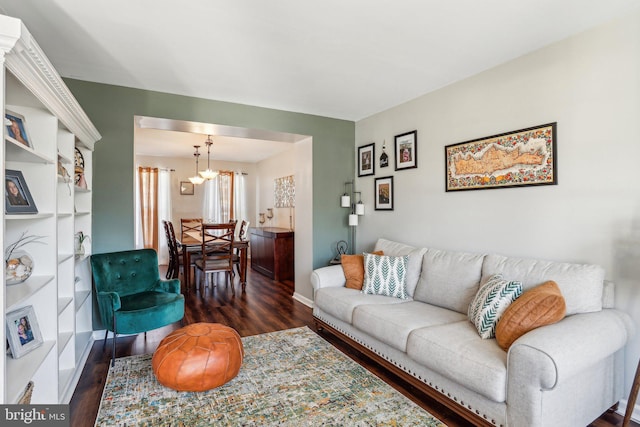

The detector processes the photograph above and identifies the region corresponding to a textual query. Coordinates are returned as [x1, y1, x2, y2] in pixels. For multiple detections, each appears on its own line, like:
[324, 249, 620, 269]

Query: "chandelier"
[188, 145, 205, 185]
[199, 135, 218, 180]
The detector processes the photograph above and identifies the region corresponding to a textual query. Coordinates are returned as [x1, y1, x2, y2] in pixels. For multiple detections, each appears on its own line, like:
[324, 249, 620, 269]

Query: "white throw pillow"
[362, 253, 409, 299]
[468, 274, 522, 339]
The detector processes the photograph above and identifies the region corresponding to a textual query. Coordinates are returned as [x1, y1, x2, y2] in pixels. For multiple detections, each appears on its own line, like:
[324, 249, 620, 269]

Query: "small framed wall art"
[180, 181, 194, 195]
[358, 143, 375, 177]
[5, 169, 38, 214]
[445, 122, 557, 191]
[6, 305, 43, 359]
[395, 130, 417, 171]
[374, 176, 394, 211]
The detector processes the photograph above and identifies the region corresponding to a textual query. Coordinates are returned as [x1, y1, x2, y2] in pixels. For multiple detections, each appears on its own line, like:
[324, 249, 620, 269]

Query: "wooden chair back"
[201, 222, 235, 267]
[180, 218, 202, 240]
[238, 220, 250, 241]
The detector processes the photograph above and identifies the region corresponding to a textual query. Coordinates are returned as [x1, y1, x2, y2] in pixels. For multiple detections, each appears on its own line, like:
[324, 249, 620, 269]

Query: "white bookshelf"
[1, 14, 101, 404]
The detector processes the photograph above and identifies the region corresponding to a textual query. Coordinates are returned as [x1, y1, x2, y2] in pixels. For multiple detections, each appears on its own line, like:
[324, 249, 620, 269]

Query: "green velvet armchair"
[91, 249, 185, 365]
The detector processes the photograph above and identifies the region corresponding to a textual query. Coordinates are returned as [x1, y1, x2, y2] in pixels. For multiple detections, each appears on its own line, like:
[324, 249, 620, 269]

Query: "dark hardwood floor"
[70, 267, 635, 427]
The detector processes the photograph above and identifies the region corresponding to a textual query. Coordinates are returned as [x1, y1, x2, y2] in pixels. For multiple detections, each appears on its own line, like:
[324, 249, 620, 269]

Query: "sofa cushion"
[481, 254, 604, 315]
[406, 321, 508, 403]
[314, 287, 406, 324]
[373, 238, 427, 297]
[352, 301, 466, 352]
[495, 280, 566, 351]
[413, 248, 484, 313]
[468, 274, 522, 339]
[362, 253, 408, 299]
[341, 251, 383, 290]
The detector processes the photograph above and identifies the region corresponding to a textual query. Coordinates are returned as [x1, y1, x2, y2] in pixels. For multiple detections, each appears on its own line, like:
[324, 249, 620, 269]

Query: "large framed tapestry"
[445, 123, 557, 191]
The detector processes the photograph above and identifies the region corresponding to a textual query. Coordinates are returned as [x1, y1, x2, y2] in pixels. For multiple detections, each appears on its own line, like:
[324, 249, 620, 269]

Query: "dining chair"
[162, 220, 181, 280]
[238, 220, 249, 241]
[194, 222, 237, 293]
[180, 217, 202, 240]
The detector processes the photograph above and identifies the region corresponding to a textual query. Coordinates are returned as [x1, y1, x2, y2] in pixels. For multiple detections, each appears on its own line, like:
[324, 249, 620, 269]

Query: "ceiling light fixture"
[188, 145, 205, 185]
[199, 135, 218, 180]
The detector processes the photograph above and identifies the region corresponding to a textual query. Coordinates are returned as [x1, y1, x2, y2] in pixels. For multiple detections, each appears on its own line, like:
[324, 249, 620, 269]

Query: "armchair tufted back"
[91, 249, 161, 296]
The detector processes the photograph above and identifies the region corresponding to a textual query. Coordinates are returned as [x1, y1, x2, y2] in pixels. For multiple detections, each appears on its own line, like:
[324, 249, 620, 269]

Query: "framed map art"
[445, 123, 557, 192]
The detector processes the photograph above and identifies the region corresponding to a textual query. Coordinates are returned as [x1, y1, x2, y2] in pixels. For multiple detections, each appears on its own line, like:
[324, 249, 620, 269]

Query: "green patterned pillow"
[362, 253, 409, 299]
[468, 274, 522, 339]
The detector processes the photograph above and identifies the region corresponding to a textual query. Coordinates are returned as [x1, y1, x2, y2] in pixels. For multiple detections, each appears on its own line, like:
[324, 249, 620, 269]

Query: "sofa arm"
[96, 291, 122, 330]
[311, 265, 346, 291]
[153, 278, 181, 294]
[508, 309, 632, 389]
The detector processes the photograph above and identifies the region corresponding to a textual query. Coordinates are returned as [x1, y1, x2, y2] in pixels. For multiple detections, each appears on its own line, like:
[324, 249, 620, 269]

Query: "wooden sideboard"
[249, 227, 294, 284]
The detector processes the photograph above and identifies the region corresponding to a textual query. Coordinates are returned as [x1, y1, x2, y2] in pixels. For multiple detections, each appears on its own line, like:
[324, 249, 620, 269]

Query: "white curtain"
[202, 172, 247, 229]
[157, 169, 172, 264]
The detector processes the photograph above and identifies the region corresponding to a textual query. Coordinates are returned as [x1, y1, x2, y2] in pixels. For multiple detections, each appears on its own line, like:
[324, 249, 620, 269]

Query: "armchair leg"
[103, 329, 109, 351]
[111, 314, 117, 367]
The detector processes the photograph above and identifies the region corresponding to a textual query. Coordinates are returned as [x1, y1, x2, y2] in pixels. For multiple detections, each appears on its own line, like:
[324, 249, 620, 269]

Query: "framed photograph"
[358, 143, 375, 177]
[180, 181, 194, 195]
[5, 169, 38, 214]
[445, 122, 557, 192]
[5, 110, 32, 148]
[374, 176, 394, 211]
[395, 130, 417, 170]
[6, 305, 43, 359]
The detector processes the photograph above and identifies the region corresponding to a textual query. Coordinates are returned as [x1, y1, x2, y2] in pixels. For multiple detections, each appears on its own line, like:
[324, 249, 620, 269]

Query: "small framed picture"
[5, 110, 32, 148]
[374, 176, 394, 211]
[180, 181, 194, 195]
[395, 130, 417, 171]
[5, 169, 38, 214]
[6, 305, 43, 359]
[358, 143, 375, 177]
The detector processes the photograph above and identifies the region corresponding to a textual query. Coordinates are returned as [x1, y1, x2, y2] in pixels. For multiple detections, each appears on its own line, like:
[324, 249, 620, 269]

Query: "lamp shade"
[348, 214, 358, 226]
[341, 194, 351, 208]
[355, 202, 365, 215]
[189, 175, 204, 185]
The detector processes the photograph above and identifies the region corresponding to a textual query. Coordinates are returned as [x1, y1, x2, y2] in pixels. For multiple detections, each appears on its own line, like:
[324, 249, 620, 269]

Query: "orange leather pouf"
[152, 323, 244, 392]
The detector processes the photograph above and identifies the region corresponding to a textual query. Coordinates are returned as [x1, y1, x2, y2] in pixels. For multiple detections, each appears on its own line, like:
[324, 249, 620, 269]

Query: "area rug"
[96, 326, 446, 426]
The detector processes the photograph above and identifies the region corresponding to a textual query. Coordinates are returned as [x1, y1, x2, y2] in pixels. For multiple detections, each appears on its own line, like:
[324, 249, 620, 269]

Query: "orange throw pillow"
[496, 280, 566, 351]
[342, 251, 383, 290]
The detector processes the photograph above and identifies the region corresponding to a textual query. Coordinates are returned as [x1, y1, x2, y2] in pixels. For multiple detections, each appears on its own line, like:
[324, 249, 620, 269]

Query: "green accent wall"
[64, 79, 354, 269]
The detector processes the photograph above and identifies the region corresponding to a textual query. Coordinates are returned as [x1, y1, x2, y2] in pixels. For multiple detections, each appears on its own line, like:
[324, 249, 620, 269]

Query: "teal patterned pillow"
[468, 274, 522, 339]
[362, 253, 409, 299]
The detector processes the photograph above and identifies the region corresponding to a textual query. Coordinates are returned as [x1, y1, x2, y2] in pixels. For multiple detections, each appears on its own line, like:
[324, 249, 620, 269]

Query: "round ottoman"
[152, 323, 244, 392]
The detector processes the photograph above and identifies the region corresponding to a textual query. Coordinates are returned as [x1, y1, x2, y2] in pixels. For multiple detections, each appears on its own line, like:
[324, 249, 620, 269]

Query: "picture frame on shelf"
[358, 143, 375, 177]
[374, 176, 394, 211]
[6, 305, 43, 359]
[180, 181, 194, 195]
[5, 169, 38, 214]
[444, 122, 557, 191]
[395, 130, 418, 171]
[4, 110, 32, 148]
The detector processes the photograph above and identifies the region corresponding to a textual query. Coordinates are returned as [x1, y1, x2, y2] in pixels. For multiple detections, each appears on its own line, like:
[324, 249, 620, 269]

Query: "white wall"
[255, 140, 315, 302]
[355, 10, 640, 404]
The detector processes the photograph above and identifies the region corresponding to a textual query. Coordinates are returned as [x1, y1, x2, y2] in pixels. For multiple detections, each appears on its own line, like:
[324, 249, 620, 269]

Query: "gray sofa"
[311, 238, 634, 427]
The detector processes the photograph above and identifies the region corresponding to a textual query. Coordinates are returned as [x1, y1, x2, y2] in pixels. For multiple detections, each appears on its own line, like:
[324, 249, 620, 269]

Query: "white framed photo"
[6, 305, 43, 359]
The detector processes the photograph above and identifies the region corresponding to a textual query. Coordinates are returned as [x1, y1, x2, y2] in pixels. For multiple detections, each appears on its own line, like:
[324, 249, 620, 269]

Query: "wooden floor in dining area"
[70, 267, 635, 427]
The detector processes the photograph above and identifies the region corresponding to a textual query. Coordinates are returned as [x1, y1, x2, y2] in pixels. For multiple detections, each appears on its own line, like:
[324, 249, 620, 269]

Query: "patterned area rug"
[96, 326, 446, 426]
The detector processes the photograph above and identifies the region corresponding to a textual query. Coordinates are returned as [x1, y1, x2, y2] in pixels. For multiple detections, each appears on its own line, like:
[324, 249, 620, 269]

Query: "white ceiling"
[1, 0, 639, 159]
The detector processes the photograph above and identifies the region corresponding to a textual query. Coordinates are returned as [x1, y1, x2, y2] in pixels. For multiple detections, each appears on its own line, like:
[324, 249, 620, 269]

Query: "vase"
[5, 250, 34, 285]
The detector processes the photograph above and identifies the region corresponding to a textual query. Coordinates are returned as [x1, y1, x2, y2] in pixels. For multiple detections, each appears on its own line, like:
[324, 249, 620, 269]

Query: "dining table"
[178, 230, 249, 291]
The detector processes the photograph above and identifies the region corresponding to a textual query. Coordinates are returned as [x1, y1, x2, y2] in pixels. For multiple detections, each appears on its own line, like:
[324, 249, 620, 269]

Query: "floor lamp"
[341, 180, 365, 254]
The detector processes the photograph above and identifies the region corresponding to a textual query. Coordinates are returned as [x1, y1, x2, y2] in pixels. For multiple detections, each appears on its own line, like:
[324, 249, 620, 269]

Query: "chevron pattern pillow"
[362, 253, 409, 299]
[468, 274, 522, 339]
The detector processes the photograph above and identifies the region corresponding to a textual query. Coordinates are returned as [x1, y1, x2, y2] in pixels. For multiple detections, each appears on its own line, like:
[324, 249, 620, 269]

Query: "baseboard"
[293, 292, 313, 308]
[616, 398, 640, 423]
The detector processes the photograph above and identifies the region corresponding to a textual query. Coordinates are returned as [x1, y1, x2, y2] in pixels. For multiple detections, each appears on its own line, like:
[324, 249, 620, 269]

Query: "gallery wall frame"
[445, 122, 557, 192]
[395, 130, 417, 171]
[374, 176, 394, 211]
[180, 181, 194, 195]
[358, 143, 375, 177]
